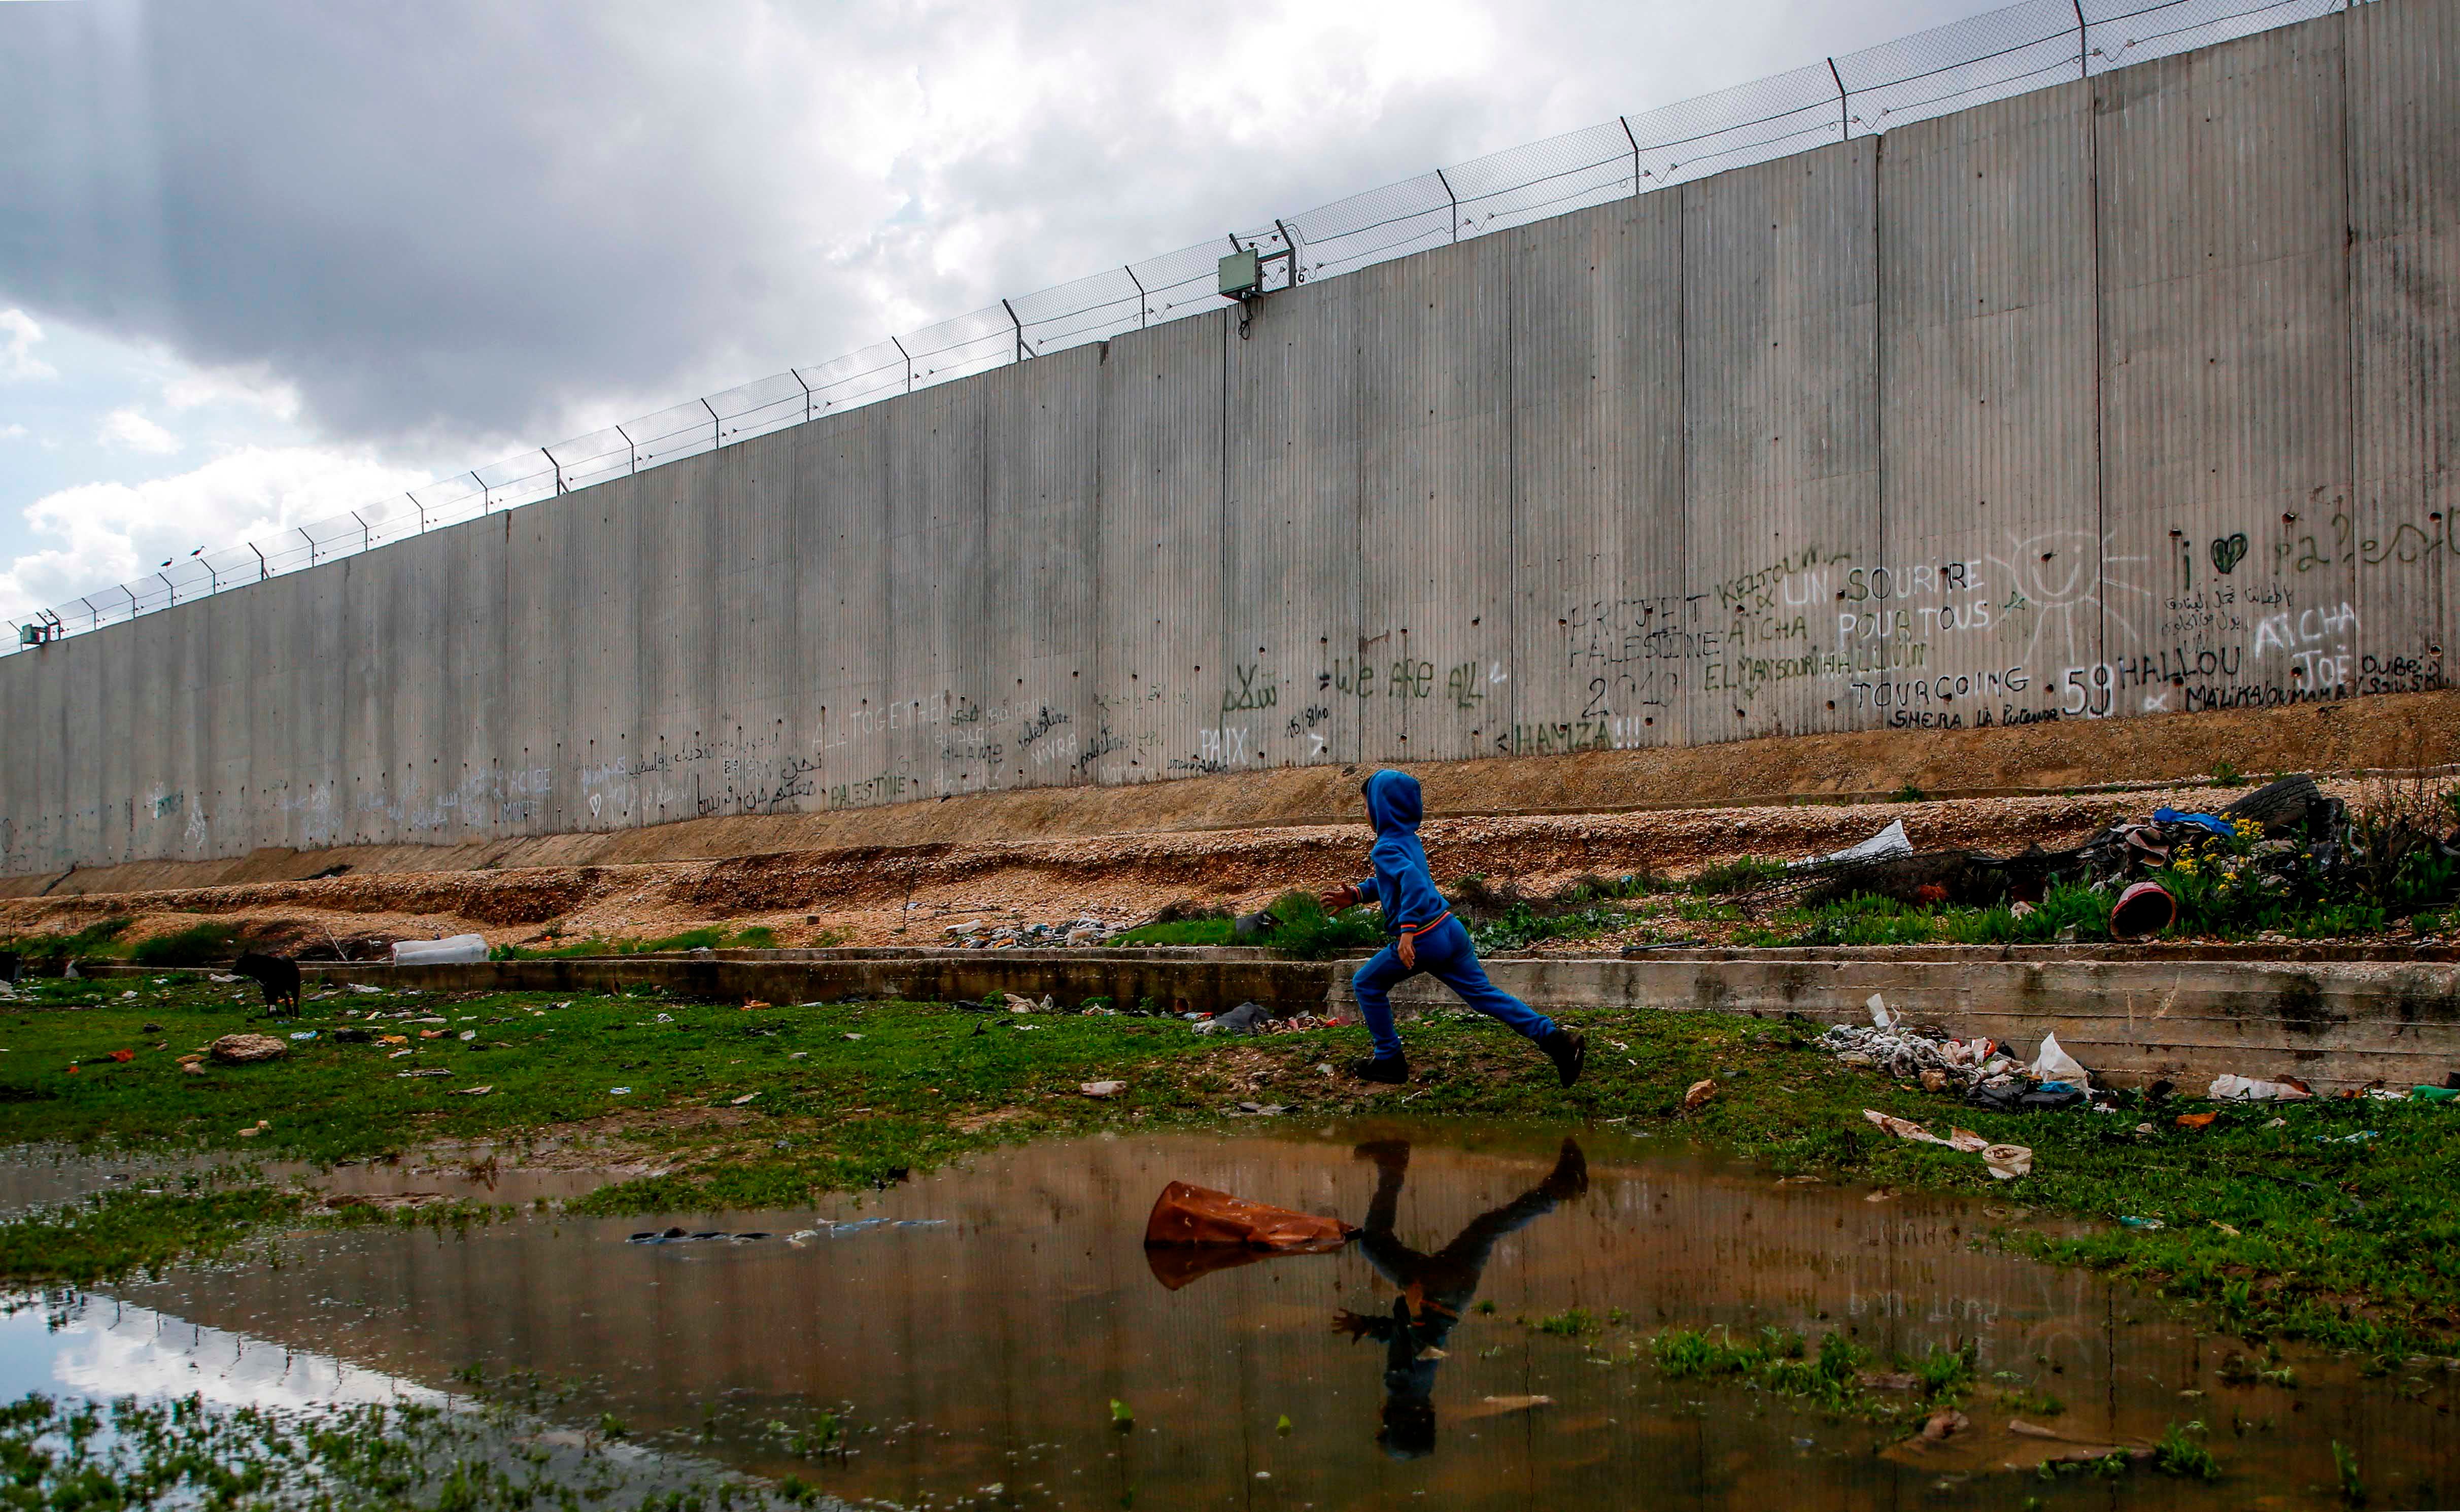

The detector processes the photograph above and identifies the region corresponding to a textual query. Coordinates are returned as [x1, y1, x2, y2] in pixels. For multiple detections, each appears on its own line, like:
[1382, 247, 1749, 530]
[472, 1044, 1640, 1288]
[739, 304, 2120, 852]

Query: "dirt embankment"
[0, 782, 2306, 956]
[6, 690, 2451, 955]
[10, 686, 2457, 903]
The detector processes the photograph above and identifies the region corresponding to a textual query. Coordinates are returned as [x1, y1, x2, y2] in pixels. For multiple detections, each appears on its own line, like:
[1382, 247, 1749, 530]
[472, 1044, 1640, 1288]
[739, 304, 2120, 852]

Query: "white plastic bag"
[391, 934, 488, 966]
[2026, 1032, 2090, 1088]
[1788, 819, 1914, 871]
[2208, 1073, 2313, 1102]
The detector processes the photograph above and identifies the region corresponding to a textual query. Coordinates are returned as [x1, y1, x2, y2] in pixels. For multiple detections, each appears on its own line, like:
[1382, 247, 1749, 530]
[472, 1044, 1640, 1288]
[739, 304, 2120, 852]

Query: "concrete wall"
[6, 0, 2457, 878]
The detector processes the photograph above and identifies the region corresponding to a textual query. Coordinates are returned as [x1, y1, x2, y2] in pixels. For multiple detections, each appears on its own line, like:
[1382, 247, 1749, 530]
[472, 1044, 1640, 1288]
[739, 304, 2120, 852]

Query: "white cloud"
[162, 361, 303, 420]
[0, 424, 25, 441]
[2, 444, 430, 612]
[96, 406, 181, 454]
[0, 307, 56, 381]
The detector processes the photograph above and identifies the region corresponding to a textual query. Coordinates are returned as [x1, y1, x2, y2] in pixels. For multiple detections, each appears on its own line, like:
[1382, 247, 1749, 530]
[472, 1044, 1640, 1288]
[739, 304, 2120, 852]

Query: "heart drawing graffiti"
[2211, 533, 2248, 575]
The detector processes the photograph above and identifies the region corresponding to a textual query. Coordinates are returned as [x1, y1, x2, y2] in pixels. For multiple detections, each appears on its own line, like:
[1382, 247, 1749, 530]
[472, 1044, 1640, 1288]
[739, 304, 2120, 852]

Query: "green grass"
[2, 916, 134, 968]
[0, 1391, 805, 1511]
[0, 1188, 305, 1281]
[2154, 1419, 2223, 1481]
[129, 921, 243, 967]
[1111, 889, 1386, 958]
[1648, 1326, 1974, 1420]
[1733, 882, 2114, 948]
[6, 973, 2460, 1356]
[492, 925, 781, 960]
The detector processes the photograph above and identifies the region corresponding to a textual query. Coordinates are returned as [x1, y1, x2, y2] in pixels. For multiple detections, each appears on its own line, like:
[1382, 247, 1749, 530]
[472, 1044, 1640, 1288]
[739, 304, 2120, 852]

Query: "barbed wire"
[4, 0, 2357, 651]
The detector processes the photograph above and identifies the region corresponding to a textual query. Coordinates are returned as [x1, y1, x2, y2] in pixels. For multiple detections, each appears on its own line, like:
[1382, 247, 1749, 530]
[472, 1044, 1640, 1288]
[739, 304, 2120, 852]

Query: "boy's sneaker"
[1538, 1028, 1587, 1088]
[1349, 1053, 1411, 1085]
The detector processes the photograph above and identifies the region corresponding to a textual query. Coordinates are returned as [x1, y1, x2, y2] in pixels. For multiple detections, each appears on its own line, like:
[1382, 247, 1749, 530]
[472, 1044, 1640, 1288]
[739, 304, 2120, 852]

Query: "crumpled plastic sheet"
[1818, 1023, 2011, 1086]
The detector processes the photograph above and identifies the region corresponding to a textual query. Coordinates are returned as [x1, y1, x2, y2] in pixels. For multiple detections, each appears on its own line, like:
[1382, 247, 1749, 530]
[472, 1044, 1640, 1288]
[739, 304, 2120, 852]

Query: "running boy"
[1316, 769, 1586, 1087]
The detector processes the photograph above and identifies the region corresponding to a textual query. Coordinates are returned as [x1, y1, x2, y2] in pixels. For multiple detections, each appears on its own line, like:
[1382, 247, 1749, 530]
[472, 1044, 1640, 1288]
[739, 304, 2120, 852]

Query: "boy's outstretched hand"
[1317, 882, 1358, 911]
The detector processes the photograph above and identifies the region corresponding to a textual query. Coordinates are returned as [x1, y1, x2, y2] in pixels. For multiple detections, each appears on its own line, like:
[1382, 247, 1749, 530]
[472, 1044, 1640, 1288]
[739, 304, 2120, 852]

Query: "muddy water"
[11, 1123, 2456, 1510]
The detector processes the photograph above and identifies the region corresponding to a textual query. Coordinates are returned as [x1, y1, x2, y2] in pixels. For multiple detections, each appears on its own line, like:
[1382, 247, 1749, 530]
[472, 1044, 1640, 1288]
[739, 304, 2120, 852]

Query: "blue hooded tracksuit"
[1350, 770, 1556, 1060]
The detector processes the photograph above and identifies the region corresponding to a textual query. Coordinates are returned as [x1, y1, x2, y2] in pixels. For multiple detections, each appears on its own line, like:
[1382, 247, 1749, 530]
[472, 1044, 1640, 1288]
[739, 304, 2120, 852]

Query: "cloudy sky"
[0, 0, 1989, 621]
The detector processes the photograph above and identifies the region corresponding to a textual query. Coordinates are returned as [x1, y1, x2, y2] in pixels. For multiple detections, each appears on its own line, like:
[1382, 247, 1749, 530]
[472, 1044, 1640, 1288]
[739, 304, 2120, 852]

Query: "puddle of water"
[14, 1123, 2457, 1509]
[0, 1141, 646, 1216]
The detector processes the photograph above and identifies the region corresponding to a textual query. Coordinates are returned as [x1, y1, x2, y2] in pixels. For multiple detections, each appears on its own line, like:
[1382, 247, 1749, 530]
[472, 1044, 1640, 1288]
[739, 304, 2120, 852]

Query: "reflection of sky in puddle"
[5, 1124, 2453, 1510]
[0, 1291, 438, 1410]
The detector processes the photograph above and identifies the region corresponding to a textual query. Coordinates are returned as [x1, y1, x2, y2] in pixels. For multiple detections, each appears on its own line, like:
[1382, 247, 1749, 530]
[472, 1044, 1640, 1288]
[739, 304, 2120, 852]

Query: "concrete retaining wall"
[7, 0, 2457, 878]
[125, 946, 2459, 1092]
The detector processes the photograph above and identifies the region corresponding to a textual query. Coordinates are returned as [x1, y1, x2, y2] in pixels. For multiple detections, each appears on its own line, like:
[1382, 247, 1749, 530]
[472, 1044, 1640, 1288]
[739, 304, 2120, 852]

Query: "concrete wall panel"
[2096, 23, 2356, 721]
[1095, 314, 1225, 786]
[1509, 193, 1688, 756]
[1682, 139, 1882, 746]
[2348, 0, 2460, 704]
[1225, 276, 1361, 777]
[1881, 78, 2102, 738]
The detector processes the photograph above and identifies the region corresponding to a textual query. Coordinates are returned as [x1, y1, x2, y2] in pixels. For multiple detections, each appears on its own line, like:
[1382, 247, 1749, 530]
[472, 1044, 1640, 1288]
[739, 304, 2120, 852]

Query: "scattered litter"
[1458, 1395, 1554, 1419]
[2210, 1073, 2313, 1102]
[2175, 1110, 2220, 1129]
[396, 1069, 450, 1079]
[731, 1092, 759, 1105]
[1683, 1078, 1718, 1112]
[2027, 1033, 2091, 1089]
[1789, 819, 1912, 871]
[609, 1086, 632, 1095]
[1081, 1080, 1128, 1099]
[781, 1218, 948, 1244]
[347, 983, 384, 994]
[1921, 1409, 1970, 1442]
[287, 1030, 317, 1042]
[626, 1228, 775, 1245]
[1863, 1109, 2032, 1179]
[843, 1032, 864, 1041]
[1143, 1180, 1358, 1290]
[655, 1013, 674, 1023]
[2414, 1086, 2459, 1104]
[1233, 1102, 1292, 1116]
[391, 935, 488, 965]
[1195, 1001, 1272, 1037]
[1866, 994, 1893, 1030]
[1862, 1110, 1989, 1152]
[1003, 993, 1055, 1013]
[2108, 880, 2176, 940]
[452, 1085, 493, 1096]
[457, 1030, 476, 1042]
[107, 1049, 134, 1063]
[207, 1033, 288, 1065]
[2119, 1215, 2165, 1230]
[2263, 1117, 2287, 1128]
[388, 1049, 415, 1059]
[2314, 1130, 2378, 1145]
[209, 973, 241, 984]
[1982, 1144, 2033, 1181]
[1860, 1371, 1920, 1392]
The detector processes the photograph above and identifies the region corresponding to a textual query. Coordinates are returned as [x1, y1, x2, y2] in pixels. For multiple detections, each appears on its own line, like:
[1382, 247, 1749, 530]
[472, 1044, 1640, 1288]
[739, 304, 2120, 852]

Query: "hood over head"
[1362, 769, 1423, 835]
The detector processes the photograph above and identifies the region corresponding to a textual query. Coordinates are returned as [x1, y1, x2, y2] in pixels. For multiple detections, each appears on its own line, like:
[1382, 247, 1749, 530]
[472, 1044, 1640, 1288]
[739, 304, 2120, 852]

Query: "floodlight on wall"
[1218, 227, 1300, 339]
[17, 610, 62, 648]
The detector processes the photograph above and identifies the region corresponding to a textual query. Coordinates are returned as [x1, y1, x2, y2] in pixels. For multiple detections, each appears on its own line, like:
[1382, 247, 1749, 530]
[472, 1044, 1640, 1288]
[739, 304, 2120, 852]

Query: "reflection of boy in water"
[1332, 1137, 1589, 1460]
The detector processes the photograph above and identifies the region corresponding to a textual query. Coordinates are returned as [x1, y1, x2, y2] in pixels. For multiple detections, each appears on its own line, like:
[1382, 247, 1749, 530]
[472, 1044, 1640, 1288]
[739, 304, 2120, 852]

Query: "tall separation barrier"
[3, 0, 2455, 877]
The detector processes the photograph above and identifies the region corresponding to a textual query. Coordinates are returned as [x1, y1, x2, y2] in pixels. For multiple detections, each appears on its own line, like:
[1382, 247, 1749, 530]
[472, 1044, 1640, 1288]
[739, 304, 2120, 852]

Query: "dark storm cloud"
[0, 0, 1983, 454]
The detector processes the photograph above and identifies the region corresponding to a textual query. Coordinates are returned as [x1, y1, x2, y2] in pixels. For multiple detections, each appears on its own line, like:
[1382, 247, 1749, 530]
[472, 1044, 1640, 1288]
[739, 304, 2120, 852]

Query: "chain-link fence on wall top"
[4, 0, 2360, 652]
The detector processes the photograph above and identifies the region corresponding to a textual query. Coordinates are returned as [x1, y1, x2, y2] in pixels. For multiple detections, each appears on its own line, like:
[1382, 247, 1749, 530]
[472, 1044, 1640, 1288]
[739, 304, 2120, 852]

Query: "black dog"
[232, 952, 302, 1015]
